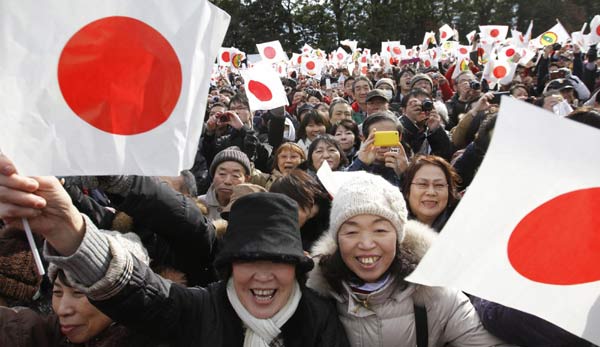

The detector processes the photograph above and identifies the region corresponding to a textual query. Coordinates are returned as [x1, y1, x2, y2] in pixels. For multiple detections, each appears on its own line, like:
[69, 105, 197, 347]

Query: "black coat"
[93, 257, 350, 347]
[399, 115, 454, 161]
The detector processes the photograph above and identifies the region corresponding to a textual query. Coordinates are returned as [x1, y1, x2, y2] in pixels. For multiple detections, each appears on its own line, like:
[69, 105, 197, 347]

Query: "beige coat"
[307, 220, 509, 347]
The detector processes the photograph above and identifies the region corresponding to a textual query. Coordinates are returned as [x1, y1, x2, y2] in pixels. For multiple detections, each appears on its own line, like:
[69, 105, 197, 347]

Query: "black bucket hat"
[214, 192, 314, 273]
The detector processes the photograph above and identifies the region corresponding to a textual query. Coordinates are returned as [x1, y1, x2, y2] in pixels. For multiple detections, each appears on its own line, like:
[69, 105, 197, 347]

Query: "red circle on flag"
[441, 31, 447, 39]
[490, 28, 500, 37]
[306, 61, 316, 70]
[508, 188, 600, 285]
[222, 51, 231, 63]
[248, 80, 273, 102]
[596, 25, 600, 36]
[493, 65, 507, 79]
[519, 34, 524, 42]
[297, 56, 302, 64]
[392, 46, 402, 55]
[424, 60, 431, 68]
[459, 47, 468, 55]
[337, 53, 344, 60]
[361, 66, 368, 75]
[264, 46, 277, 59]
[505, 48, 516, 57]
[57, 16, 182, 135]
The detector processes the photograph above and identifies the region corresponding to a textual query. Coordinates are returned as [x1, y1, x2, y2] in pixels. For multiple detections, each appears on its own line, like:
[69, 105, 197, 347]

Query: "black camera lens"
[469, 80, 481, 90]
[421, 99, 434, 112]
[552, 43, 562, 51]
[212, 96, 220, 102]
[217, 114, 229, 122]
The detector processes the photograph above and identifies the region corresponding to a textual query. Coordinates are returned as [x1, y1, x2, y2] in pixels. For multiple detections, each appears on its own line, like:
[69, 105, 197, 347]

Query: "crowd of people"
[1, 30, 600, 346]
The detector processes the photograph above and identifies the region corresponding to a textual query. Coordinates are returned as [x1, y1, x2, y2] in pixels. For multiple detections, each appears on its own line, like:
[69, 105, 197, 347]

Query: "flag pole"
[22, 218, 46, 276]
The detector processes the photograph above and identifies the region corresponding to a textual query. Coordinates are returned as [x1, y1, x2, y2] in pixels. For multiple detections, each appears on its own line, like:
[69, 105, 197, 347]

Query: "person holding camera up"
[399, 89, 454, 161]
[445, 71, 483, 130]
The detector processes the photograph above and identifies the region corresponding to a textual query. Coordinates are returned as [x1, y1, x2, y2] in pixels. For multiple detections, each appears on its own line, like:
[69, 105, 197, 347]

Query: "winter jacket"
[399, 115, 454, 161]
[0, 307, 162, 347]
[346, 158, 402, 187]
[44, 222, 350, 347]
[307, 220, 508, 347]
[198, 184, 225, 221]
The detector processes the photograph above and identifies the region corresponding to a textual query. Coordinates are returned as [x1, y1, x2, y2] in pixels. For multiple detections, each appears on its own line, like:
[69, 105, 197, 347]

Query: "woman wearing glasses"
[401, 155, 461, 232]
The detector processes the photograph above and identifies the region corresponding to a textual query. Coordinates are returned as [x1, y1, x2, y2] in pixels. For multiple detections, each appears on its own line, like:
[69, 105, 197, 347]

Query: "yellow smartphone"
[373, 131, 399, 147]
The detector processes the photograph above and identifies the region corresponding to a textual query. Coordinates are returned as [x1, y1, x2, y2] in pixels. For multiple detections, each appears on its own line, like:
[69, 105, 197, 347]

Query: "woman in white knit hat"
[307, 171, 508, 347]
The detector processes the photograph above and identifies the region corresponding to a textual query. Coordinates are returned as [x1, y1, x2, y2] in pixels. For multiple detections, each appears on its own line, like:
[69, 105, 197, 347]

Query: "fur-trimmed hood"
[307, 219, 437, 298]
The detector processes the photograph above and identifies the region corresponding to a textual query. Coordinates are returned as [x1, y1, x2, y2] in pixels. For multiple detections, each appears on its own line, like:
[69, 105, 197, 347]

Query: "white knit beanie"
[329, 172, 408, 242]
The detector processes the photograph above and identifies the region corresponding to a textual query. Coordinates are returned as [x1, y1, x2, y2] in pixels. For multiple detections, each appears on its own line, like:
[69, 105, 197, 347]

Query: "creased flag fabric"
[407, 98, 600, 346]
[0, 0, 230, 176]
[240, 63, 288, 111]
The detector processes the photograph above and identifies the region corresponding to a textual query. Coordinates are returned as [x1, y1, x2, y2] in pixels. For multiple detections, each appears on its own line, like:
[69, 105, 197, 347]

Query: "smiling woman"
[401, 155, 461, 232]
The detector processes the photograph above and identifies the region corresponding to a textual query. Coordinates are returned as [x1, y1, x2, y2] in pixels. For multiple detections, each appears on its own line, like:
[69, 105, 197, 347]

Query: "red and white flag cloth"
[333, 47, 349, 63]
[589, 15, 600, 45]
[439, 24, 454, 43]
[422, 31, 437, 51]
[301, 43, 313, 54]
[407, 98, 600, 346]
[482, 57, 516, 88]
[532, 21, 571, 48]
[0, 0, 229, 176]
[479, 25, 509, 43]
[510, 29, 527, 48]
[256, 40, 287, 63]
[300, 56, 322, 80]
[451, 57, 471, 80]
[290, 53, 302, 67]
[240, 62, 288, 111]
[218, 47, 233, 67]
[456, 45, 471, 59]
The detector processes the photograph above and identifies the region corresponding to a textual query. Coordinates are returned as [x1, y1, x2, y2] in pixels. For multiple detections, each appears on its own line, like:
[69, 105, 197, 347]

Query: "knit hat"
[0, 228, 42, 303]
[328, 172, 408, 242]
[209, 147, 252, 178]
[410, 73, 433, 91]
[214, 192, 314, 273]
[375, 78, 396, 94]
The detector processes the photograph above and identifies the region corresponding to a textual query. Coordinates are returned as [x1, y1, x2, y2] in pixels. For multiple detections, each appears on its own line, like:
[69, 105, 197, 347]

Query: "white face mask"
[381, 90, 393, 100]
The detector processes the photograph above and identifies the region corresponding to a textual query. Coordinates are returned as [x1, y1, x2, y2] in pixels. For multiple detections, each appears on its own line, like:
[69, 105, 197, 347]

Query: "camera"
[217, 113, 229, 123]
[552, 43, 562, 51]
[421, 99, 434, 112]
[211, 96, 220, 103]
[469, 80, 481, 90]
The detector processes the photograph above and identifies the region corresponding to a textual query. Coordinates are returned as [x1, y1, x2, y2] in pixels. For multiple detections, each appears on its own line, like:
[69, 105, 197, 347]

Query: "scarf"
[226, 277, 302, 347]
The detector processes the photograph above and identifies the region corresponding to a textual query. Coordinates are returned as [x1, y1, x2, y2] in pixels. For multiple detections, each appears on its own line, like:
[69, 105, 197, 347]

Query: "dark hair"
[400, 88, 432, 108]
[509, 84, 529, 97]
[328, 98, 351, 118]
[361, 111, 403, 138]
[344, 76, 355, 87]
[229, 93, 249, 109]
[395, 67, 416, 85]
[566, 107, 600, 130]
[296, 110, 331, 141]
[317, 243, 411, 294]
[306, 88, 324, 102]
[352, 76, 373, 92]
[305, 135, 348, 171]
[330, 119, 361, 152]
[401, 155, 461, 212]
[270, 169, 328, 211]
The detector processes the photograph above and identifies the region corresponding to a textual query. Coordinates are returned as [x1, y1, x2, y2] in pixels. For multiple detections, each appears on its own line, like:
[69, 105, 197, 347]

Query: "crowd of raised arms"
[1, 18, 600, 347]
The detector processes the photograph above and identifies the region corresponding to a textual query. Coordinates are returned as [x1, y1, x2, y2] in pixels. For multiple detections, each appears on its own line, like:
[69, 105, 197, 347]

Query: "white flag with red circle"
[407, 98, 600, 346]
[300, 56, 322, 80]
[333, 47, 349, 63]
[589, 15, 600, 45]
[218, 47, 234, 67]
[240, 62, 288, 111]
[0, 0, 229, 176]
[482, 57, 516, 88]
[456, 45, 471, 59]
[479, 25, 509, 43]
[465, 30, 477, 45]
[422, 31, 437, 51]
[439, 24, 454, 43]
[256, 40, 287, 63]
[301, 43, 313, 54]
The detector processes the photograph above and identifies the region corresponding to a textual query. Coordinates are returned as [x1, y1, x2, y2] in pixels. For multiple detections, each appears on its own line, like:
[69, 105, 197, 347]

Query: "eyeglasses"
[411, 181, 448, 192]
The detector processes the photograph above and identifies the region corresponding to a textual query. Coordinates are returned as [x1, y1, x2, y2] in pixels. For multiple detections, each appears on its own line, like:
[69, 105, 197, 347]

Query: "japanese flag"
[0, 0, 229, 176]
[256, 40, 287, 63]
[422, 31, 437, 51]
[451, 57, 471, 80]
[439, 24, 454, 43]
[589, 15, 600, 45]
[301, 43, 313, 54]
[334, 47, 349, 63]
[482, 58, 516, 88]
[479, 25, 509, 43]
[510, 29, 527, 48]
[240, 63, 288, 111]
[290, 53, 302, 67]
[218, 47, 233, 67]
[532, 21, 571, 48]
[456, 45, 471, 59]
[466, 30, 477, 45]
[407, 98, 600, 346]
[301, 56, 322, 80]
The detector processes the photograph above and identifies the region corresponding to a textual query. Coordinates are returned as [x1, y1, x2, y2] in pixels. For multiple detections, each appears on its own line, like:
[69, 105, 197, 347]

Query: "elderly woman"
[0, 228, 156, 346]
[0, 155, 349, 346]
[252, 142, 306, 190]
[401, 155, 461, 232]
[307, 172, 506, 346]
[301, 135, 348, 173]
